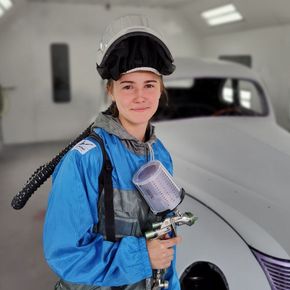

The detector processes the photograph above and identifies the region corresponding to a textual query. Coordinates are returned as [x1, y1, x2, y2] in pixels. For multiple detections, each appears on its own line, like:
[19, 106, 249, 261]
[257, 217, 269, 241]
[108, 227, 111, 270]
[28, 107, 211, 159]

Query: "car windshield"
[153, 77, 268, 121]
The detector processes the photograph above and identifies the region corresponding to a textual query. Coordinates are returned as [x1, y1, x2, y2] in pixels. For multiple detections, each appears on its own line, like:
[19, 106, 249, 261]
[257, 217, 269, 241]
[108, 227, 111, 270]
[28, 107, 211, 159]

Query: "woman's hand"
[146, 236, 182, 269]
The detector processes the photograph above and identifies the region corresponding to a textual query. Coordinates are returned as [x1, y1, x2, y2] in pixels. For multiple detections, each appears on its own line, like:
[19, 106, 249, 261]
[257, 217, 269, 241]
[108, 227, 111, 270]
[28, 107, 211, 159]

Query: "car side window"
[220, 79, 264, 115]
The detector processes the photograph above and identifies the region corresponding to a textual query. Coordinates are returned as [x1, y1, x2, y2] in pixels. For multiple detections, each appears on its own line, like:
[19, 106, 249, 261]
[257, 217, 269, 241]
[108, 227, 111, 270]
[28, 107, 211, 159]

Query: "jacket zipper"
[146, 143, 154, 162]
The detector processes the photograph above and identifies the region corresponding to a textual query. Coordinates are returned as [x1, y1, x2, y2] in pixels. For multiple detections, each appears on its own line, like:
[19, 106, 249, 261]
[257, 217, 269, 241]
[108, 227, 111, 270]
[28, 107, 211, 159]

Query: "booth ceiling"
[21, 0, 290, 36]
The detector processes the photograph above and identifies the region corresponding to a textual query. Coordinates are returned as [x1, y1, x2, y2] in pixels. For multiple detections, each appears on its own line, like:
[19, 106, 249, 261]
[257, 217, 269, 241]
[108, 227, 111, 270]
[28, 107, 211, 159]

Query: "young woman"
[43, 15, 182, 290]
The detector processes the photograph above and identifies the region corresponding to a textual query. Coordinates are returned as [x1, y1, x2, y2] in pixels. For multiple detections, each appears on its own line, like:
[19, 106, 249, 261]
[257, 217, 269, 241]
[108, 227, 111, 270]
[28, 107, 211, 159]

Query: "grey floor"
[0, 140, 69, 290]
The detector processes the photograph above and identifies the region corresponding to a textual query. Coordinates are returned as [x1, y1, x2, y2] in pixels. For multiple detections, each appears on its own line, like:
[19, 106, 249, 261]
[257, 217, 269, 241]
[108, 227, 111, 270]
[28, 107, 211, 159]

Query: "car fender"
[176, 194, 271, 289]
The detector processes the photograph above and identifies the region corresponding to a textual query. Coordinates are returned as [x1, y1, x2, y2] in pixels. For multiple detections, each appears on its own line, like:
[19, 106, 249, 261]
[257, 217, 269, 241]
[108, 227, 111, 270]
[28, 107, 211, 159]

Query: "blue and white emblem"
[73, 140, 96, 155]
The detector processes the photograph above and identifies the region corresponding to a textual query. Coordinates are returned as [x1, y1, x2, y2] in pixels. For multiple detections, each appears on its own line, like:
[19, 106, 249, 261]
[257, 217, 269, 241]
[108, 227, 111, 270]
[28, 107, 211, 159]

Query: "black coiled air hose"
[11, 124, 93, 210]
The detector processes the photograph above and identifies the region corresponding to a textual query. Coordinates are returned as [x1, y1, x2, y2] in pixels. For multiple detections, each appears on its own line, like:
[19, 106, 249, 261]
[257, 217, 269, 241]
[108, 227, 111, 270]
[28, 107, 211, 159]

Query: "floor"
[0, 140, 69, 290]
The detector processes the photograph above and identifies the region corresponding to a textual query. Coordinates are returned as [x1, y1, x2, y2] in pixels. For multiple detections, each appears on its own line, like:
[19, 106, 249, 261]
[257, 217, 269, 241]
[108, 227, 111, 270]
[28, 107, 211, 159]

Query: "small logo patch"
[73, 140, 96, 155]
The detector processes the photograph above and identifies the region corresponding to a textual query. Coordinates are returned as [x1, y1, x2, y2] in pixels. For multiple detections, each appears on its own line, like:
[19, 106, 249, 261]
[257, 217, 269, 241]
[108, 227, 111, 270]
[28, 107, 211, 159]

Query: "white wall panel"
[0, 2, 201, 144]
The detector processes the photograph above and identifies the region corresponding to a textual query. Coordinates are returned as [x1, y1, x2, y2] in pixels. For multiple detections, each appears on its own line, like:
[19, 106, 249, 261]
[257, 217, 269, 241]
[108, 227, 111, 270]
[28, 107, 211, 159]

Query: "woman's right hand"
[146, 236, 182, 269]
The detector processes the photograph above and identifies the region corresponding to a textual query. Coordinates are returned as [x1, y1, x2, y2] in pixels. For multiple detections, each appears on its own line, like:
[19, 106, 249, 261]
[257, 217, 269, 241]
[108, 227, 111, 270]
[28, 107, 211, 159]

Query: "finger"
[164, 255, 174, 263]
[164, 260, 172, 268]
[174, 235, 182, 243]
[158, 258, 173, 269]
[161, 236, 182, 248]
[162, 250, 174, 259]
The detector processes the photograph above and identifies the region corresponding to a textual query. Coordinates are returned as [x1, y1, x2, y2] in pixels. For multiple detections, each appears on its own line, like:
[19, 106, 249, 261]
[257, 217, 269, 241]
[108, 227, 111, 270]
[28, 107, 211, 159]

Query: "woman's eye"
[145, 84, 154, 88]
[122, 85, 132, 90]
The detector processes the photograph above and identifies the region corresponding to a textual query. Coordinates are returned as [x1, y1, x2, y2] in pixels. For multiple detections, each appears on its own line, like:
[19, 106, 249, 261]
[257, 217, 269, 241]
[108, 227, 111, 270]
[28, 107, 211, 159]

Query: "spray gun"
[133, 160, 198, 290]
[145, 210, 197, 290]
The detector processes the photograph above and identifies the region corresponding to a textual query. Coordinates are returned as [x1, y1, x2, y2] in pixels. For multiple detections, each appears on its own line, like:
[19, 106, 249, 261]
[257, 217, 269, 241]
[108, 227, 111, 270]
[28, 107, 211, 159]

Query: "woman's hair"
[103, 76, 168, 118]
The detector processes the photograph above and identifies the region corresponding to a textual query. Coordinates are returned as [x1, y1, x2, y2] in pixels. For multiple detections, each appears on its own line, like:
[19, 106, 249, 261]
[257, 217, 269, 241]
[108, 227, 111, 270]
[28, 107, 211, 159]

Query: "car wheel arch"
[180, 261, 229, 290]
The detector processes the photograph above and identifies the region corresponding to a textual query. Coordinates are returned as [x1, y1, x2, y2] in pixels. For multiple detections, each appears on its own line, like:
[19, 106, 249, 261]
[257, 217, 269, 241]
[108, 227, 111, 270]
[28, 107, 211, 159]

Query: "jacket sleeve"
[43, 145, 152, 286]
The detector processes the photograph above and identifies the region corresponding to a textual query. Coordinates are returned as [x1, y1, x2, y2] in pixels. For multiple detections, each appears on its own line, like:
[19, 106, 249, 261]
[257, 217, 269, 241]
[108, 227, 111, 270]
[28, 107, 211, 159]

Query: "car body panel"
[156, 118, 290, 259]
[176, 194, 271, 289]
[152, 57, 290, 288]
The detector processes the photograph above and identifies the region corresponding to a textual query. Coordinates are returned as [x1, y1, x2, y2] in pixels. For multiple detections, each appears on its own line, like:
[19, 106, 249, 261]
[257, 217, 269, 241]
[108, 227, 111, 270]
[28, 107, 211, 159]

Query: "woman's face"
[109, 71, 162, 129]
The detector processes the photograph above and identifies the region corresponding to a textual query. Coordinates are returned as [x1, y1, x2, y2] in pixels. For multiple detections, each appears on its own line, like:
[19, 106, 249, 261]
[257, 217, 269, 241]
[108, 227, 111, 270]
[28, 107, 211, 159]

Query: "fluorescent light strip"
[207, 12, 243, 26]
[0, 0, 13, 10]
[201, 4, 235, 19]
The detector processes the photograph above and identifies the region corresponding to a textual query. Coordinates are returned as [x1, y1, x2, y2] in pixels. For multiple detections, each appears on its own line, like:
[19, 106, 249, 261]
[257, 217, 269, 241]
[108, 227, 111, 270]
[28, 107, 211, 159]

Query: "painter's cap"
[96, 14, 175, 80]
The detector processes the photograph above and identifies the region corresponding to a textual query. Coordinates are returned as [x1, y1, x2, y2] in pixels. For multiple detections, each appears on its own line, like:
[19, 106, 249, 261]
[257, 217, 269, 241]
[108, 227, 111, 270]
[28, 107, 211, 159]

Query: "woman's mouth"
[131, 107, 149, 112]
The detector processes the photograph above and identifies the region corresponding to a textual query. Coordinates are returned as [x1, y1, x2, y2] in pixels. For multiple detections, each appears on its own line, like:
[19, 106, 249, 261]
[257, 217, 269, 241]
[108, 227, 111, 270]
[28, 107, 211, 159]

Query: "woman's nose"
[134, 89, 145, 102]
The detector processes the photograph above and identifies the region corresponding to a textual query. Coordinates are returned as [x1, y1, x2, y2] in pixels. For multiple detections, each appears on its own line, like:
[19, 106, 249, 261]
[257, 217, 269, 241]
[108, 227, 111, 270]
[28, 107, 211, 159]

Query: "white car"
[154, 58, 290, 290]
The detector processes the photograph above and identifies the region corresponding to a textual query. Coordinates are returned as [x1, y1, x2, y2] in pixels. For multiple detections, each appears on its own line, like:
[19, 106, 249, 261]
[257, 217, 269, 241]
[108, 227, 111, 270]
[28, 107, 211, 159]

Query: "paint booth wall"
[0, 2, 201, 144]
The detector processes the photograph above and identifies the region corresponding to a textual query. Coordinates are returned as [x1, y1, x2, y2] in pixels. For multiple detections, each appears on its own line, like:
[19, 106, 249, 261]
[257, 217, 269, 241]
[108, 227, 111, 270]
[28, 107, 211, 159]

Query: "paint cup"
[133, 160, 182, 214]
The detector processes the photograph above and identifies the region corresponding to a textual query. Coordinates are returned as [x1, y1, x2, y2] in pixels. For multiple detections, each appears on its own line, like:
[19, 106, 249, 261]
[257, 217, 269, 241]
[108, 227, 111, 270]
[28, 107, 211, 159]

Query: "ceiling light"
[201, 4, 243, 26]
[201, 4, 235, 19]
[208, 12, 243, 26]
[0, 6, 4, 17]
[0, 0, 13, 10]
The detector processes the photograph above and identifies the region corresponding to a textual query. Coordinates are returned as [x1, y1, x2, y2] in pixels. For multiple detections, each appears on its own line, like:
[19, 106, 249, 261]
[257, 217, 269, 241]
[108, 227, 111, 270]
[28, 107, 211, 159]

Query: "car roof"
[165, 57, 261, 81]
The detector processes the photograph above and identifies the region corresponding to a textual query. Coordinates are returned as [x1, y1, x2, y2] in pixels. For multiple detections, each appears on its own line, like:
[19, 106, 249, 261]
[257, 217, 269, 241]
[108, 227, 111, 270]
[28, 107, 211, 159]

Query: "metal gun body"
[145, 211, 198, 290]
